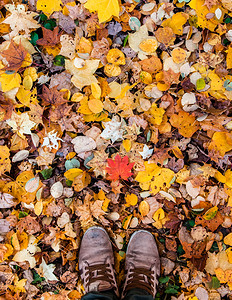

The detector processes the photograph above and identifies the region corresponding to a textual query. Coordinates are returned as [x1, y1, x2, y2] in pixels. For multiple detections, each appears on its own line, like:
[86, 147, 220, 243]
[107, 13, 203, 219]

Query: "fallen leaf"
[106, 155, 134, 181]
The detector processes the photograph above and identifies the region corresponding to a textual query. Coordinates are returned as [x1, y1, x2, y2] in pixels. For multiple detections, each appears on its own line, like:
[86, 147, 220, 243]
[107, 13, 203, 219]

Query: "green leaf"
[196, 78, 206, 90]
[84, 154, 94, 169]
[203, 206, 218, 220]
[123, 35, 129, 47]
[54, 55, 65, 66]
[19, 211, 28, 218]
[32, 270, 45, 284]
[159, 276, 170, 284]
[165, 284, 179, 294]
[40, 168, 53, 179]
[208, 276, 221, 289]
[66, 179, 73, 187]
[39, 13, 47, 22]
[44, 19, 56, 30]
[65, 159, 80, 171]
[31, 32, 39, 46]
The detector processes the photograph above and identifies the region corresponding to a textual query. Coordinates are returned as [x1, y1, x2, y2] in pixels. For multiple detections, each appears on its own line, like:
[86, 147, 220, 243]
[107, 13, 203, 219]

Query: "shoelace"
[124, 266, 154, 295]
[85, 262, 115, 288]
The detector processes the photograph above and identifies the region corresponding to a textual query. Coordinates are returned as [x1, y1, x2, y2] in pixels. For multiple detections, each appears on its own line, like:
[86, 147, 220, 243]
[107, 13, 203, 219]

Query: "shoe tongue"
[89, 280, 112, 292]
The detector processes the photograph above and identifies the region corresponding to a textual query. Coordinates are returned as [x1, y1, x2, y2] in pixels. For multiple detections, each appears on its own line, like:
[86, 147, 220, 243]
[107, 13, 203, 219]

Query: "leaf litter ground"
[1, 0, 232, 299]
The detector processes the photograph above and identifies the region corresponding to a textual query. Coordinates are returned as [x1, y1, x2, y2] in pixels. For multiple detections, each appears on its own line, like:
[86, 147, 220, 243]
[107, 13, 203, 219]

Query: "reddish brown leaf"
[37, 27, 61, 46]
[40, 85, 67, 106]
[1, 41, 27, 72]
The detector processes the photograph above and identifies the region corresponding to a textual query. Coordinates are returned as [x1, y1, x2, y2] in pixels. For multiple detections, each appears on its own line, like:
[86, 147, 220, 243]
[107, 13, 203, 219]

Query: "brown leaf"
[17, 215, 41, 235]
[0, 265, 14, 291]
[40, 85, 67, 106]
[1, 41, 28, 72]
[195, 211, 224, 232]
[165, 238, 177, 252]
[204, 0, 218, 10]
[139, 56, 162, 75]
[0, 94, 14, 121]
[60, 271, 78, 289]
[37, 27, 61, 46]
[163, 69, 180, 85]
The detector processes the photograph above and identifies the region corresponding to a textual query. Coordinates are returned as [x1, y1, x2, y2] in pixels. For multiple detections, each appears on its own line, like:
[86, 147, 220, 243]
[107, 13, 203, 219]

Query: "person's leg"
[79, 227, 119, 300]
[123, 288, 154, 300]
[81, 289, 118, 300]
[121, 230, 160, 300]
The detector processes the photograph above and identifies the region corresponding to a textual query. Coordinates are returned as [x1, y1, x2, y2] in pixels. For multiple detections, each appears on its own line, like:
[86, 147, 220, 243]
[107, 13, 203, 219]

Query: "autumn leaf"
[84, 0, 120, 23]
[40, 85, 67, 106]
[170, 110, 200, 138]
[6, 111, 36, 139]
[37, 27, 61, 46]
[0, 145, 11, 175]
[1, 41, 29, 72]
[37, 0, 63, 16]
[106, 155, 134, 181]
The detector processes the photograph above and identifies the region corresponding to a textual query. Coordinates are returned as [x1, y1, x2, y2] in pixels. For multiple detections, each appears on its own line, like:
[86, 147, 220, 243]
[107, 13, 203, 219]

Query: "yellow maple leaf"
[37, 0, 63, 16]
[215, 268, 232, 284]
[16, 86, 37, 106]
[135, 162, 174, 195]
[84, 0, 120, 23]
[9, 276, 27, 293]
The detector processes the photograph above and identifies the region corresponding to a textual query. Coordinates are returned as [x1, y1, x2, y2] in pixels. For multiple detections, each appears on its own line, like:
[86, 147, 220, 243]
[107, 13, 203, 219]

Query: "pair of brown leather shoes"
[79, 227, 160, 298]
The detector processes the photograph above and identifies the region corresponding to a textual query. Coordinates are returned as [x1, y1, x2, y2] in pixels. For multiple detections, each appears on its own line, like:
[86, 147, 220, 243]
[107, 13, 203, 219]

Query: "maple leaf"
[37, 27, 61, 47]
[37, 0, 62, 16]
[1, 41, 28, 72]
[6, 111, 36, 139]
[106, 154, 134, 181]
[87, 150, 109, 177]
[84, 0, 120, 23]
[36, 258, 58, 282]
[40, 85, 67, 106]
[3, 4, 40, 38]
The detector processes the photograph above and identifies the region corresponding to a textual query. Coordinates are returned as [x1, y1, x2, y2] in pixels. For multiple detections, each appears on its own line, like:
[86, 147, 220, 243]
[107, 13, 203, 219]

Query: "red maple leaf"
[106, 155, 134, 181]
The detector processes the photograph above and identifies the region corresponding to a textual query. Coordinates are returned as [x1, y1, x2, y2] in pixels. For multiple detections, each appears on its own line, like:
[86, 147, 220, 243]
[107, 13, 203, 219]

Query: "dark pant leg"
[123, 288, 154, 300]
[81, 289, 119, 300]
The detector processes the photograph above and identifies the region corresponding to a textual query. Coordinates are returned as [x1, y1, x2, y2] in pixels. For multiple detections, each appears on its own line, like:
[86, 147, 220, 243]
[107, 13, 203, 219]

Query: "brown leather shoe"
[122, 230, 160, 298]
[79, 226, 119, 296]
